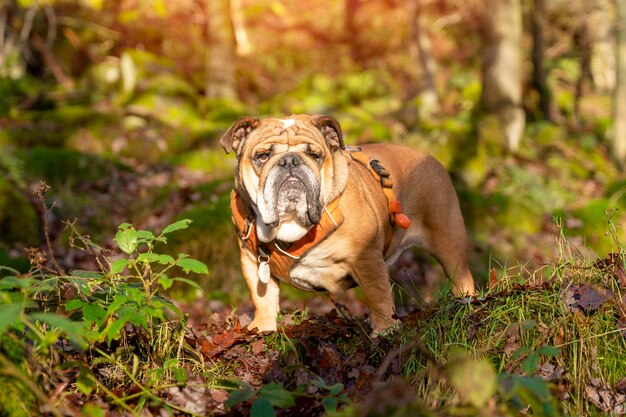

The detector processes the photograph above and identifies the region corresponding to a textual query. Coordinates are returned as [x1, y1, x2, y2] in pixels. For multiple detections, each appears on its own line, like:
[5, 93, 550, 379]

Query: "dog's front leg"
[240, 248, 280, 332]
[352, 253, 399, 336]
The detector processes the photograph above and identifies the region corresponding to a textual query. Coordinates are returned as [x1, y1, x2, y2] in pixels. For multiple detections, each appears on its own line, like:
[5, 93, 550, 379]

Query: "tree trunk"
[590, 0, 616, 93]
[230, 0, 251, 56]
[574, 8, 593, 126]
[480, 0, 525, 151]
[613, 0, 626, 164]
[531, 0, 553, 121]
[406, 0, 439, 119]
[205, 0, 237, 100]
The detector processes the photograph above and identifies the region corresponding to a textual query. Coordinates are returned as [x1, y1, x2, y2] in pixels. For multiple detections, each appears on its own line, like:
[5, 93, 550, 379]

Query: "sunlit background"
[1, 0, 625, 302]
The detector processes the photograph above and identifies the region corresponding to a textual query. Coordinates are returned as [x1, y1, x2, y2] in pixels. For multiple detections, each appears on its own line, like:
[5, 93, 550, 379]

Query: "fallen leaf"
[616, 377, 626, 394]
[164, 375, 210, 415]
[584, 378, 626, 415]
[561, 283, 613, 313]
[537, 363, 566, 382]
[251, 339, 265, 355]
[489, 268, 498, 289]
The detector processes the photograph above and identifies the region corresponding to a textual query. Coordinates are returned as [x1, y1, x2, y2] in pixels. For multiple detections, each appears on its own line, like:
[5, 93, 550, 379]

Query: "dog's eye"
[255, 152, 270, 164]
[307, 150, 323, 162]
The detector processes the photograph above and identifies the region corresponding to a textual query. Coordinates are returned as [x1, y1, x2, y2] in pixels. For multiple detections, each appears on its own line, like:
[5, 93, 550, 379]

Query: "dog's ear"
[310, 115, 345, 150]
[220, 116, 261, 154]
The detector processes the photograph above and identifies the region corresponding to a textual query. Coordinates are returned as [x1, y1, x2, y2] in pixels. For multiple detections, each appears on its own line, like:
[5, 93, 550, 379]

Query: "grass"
[381, 226, 626, 417]
[1, 199, 625, 416]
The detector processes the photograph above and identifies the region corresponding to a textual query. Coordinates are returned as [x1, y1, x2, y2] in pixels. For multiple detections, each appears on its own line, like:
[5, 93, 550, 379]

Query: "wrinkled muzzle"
[258, 153, 322, 228]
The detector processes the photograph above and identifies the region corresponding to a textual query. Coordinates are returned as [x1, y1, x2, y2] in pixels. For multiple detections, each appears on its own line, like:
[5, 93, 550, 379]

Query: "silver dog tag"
[258, 261, 270, 284]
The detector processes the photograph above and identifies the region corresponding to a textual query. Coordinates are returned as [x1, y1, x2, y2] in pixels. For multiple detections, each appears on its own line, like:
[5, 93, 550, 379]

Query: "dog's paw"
[369, 319, 401, 338]
[247, 318, 277, 333]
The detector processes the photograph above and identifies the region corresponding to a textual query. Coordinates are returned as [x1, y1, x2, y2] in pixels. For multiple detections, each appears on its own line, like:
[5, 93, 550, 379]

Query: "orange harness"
[229, 149, 410, 285]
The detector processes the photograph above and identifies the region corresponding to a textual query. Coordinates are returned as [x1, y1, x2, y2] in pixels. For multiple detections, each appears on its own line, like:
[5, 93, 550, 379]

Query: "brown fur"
[221, 115, 474, 334]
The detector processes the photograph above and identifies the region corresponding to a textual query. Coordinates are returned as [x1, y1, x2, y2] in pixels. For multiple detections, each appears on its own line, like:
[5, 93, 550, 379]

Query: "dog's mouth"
[260, 164, 322, 228]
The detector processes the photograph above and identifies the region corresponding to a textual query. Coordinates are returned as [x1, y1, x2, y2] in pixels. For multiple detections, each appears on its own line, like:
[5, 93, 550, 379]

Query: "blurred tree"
[573, 0, 593, 126]
[231, 0, 251, 56]
[344, 0, 364, 66]
[406, 0, 439, 119]
[479, 0, 525, 151]
[531, 0, 553, 122]
[614, 0, 626, 164]
[590, 0, 616, 93]
[204, 0, 237, 100]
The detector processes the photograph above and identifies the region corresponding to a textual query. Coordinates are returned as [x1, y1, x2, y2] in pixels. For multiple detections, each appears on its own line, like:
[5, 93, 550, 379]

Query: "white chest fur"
[288, 245, 351, 293]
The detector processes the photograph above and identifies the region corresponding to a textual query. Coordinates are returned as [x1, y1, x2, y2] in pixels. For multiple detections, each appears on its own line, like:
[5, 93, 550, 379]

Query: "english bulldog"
[220, 114, 475, 334]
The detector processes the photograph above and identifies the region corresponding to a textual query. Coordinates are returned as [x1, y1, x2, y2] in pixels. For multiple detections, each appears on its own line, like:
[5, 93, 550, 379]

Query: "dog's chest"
[287, 244, 353, 293]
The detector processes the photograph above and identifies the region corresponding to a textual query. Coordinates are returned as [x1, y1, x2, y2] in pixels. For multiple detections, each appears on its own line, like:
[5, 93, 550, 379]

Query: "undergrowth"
[0, 185, 625, 416]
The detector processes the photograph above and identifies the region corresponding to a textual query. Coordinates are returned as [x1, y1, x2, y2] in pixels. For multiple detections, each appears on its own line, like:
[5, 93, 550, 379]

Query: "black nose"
[278, 153, 301, 167]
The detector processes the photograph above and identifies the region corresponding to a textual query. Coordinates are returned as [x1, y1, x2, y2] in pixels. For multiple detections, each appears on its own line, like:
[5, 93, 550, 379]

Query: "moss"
[163, 180, 244, 301]
[168, 148, 236, 178]
[398, 252, 626, 416]
[0, 178, 39, 246]
[0, 249, 30, 274]
[17, 147, 126, 187]
[559, 198, 626, 255]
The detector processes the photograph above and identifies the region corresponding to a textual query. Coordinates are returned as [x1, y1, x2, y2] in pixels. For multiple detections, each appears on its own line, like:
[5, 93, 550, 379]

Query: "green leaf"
[327, 383, 344, 396]
[70, 270, 103, 279]
[176, 258, 209, 275]
[118, 222, 133, 230]
[31, 312, 86, 347]
[251, 397, 276, 417]
[0, 276, 34, 290]
[137, 253, 176, 265]
[172, 277, 203, 290]
[157, 254, 176, 264]
[65, 299, 84, 311]
[321, 397, 337, 412]
[522, 353, 540, 375]
[137, 253, 160, 263]
[158, 275, 174, 290]
[0, 303, 22, 333]
[83, 304, 106, 326]
[161, 219, 192, 235]
[109, 259, 129, 275]
[511, 346, 532, 361]
[136, 230, 156, 241]
[106, 295, 129, 316]
[258, 383, 295, 408]
[171, 366, 188, 384]
[226, 384, 255, 408]
[115, 228, 138, 255]
[538, 345, 560, 357]
[448, 354, 497, 408]
[77, 366, 96, 395]
[81, 404, 105, 417]
[105, 310, 134, 344]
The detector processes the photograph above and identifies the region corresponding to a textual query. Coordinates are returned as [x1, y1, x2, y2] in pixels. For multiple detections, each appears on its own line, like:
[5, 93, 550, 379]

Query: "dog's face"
[220, 115, 349, 243]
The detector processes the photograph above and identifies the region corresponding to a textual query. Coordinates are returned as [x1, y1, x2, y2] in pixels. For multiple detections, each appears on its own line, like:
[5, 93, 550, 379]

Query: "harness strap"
[345, 148, 411, 251]
[230, 147, 410, 284]
[230, 191, 344, 285]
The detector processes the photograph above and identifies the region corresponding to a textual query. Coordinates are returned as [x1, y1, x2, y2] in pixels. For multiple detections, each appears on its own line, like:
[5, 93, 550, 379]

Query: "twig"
[34, 182, 64, 275]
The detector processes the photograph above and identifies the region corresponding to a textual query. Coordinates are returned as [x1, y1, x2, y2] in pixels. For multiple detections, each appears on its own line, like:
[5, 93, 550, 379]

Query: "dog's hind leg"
[422, 208, 475, 297]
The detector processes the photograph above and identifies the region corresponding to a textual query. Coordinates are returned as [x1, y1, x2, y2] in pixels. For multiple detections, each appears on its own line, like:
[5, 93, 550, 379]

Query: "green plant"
[0, 208, 209, 415]
[226, 377, 350, 416]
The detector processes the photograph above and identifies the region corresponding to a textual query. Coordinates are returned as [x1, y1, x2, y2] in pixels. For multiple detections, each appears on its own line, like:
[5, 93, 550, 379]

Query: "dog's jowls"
[220, 114, 475, 335]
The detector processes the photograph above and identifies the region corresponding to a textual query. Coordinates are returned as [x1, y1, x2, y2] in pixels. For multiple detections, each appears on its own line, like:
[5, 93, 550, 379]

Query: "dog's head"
[221, 115, 348, 243]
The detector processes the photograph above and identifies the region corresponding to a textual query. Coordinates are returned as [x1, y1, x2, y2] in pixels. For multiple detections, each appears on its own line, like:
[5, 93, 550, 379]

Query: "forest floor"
[1, 160, 626, 417]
